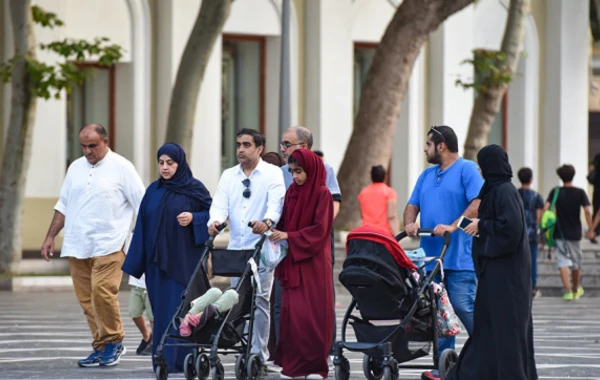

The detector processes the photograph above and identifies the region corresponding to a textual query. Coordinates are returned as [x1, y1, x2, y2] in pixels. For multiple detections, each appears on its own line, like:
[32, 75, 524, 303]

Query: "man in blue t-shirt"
[403, 126, 483, 380]
[272, 126, 341, 365]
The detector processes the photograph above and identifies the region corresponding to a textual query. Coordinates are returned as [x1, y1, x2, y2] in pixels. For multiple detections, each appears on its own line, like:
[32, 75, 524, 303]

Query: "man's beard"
[426, 149, 441, 165]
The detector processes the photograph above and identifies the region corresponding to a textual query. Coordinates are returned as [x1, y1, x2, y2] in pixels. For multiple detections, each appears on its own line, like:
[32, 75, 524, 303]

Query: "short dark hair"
[287, 155, 298, 166]
[79, 124, 108, 140]
[371, 165, 386, 183]
[517, 167, 533, 184]
[428, 125, 459, 153]
[314, 150, 324, 158]
[237, 128, 265, 148]
[556, 164, 575, 183]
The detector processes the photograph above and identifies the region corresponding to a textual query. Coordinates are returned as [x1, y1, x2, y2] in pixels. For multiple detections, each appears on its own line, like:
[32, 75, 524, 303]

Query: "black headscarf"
[477, 144, 513, 198]
[157, 143, 213, 209]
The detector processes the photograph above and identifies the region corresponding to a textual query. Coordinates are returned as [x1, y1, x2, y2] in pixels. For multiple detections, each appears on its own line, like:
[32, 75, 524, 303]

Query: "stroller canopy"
[346, 225, 417, 271]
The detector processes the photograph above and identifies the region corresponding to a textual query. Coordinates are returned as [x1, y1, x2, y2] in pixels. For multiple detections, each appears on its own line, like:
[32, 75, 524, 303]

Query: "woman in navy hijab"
[123, 143, 212, 373]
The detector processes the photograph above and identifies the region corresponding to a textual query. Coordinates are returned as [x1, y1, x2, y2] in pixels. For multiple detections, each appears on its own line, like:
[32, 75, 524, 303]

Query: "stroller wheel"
[246, 354, 262, 380]
[362, 355, 384, 380]
[438, 349, 458, 380]
[184, 353, 196, 380]
[235, 354, 248, 380]
[156, 364, 169, 380]
[196, 354, 210, 380]
[334, 357, 350, 380]
[210, 361, 225, 380]
[382, 359, 398, 380]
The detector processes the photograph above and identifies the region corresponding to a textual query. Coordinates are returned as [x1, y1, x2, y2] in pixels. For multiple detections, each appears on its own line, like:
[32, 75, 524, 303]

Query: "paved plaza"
[1, 287, 599, 380]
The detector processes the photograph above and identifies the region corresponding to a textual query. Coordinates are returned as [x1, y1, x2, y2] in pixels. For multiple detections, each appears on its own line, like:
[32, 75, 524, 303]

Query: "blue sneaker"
[77, 349, 104, 367]
[99, 343, 126, 366]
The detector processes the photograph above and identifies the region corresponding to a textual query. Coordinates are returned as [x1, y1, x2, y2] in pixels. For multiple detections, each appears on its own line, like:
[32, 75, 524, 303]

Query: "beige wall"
[21, 198, 62, 252]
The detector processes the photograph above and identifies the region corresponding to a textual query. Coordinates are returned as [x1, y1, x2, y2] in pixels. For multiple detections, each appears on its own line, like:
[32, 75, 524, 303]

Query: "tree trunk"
[463, 0, 530, 160]
[164, 0, 232, 155]
[335, 0, 475, 230]
[0, 0, 37, 273]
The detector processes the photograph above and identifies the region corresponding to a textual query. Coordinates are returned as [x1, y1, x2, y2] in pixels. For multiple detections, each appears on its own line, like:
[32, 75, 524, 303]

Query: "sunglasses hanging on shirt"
[242, 178, 251, 198]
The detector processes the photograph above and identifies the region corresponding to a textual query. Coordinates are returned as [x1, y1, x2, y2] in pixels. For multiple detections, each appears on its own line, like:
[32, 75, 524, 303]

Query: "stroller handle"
[395, 228, 451, 248]
[205, 222, 228, 246]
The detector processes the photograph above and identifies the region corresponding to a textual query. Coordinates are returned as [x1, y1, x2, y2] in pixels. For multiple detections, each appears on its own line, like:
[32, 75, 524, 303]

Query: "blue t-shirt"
[408, 158, 483, 271]
[282, 162, 342, 201]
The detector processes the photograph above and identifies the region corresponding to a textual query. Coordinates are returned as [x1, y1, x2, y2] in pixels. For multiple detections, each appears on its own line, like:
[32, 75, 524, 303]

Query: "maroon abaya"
[275, 149, 334, 378]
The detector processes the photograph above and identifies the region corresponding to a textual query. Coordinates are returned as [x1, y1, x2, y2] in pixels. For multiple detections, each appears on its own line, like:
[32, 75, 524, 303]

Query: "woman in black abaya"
[445, 144, 537, 380]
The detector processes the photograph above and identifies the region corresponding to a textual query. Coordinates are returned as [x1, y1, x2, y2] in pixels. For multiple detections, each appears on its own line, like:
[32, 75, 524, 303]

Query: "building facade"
[0, 0, 591, 253]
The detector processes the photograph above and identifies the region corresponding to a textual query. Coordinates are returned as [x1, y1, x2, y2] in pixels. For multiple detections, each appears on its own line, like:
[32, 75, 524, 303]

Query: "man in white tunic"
[41, 124, 145, 368]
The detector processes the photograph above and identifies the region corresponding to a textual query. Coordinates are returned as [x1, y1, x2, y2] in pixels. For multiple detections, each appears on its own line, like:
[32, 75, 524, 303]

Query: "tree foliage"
[455, 49, 515, 94]
[0, 5, 123, 100]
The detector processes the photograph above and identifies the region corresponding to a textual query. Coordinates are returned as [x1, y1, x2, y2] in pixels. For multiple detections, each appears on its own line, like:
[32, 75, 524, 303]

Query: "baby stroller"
[333, 226, 458, 380]
[154, 222, 268, 380]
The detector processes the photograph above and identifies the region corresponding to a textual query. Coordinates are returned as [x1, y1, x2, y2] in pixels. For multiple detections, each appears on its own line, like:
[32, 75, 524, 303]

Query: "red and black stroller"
[333, 225, 458, 380]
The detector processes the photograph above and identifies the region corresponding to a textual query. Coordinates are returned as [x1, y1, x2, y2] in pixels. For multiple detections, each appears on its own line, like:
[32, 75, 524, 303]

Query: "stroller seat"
[340, 231, 421, 322]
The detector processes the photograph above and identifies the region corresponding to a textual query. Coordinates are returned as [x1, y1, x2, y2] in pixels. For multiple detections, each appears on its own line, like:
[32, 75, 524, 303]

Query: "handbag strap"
[550, 187, 560, 211]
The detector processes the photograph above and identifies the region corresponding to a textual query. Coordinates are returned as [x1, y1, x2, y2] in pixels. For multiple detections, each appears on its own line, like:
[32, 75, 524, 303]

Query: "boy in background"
[128, 274, 153, 355]
[517, 167, 544, 298]
[544, 164, 592, 300]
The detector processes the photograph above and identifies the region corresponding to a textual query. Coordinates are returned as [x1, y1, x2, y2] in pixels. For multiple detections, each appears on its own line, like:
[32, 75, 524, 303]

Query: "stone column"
[542, 0, 589, 192]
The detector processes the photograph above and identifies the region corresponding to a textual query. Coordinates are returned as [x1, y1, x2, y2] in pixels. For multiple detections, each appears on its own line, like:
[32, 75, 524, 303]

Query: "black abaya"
[447, 145, 537, 380]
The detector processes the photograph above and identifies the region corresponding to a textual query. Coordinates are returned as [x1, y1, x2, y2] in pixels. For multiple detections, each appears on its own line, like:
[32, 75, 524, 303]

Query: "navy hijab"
[152, 143, 212, 285]
[157, 143, 212, 208]
[477, 144, 513, 198]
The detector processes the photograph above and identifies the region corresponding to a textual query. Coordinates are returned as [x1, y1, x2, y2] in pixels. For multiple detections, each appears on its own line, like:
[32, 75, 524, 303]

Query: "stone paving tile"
[0, 290, 599, 380]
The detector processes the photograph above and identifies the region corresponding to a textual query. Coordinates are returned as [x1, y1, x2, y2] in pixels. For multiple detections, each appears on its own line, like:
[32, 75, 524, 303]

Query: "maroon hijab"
[282, 149, 327, 233]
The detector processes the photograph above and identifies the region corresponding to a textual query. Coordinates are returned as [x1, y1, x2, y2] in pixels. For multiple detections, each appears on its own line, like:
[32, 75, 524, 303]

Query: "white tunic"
[55, 150, 145, 259]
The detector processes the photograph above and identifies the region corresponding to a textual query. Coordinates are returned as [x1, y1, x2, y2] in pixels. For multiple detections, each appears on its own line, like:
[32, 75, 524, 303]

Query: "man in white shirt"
[40, 124, 145, 368]
[208, 128, 285, 371]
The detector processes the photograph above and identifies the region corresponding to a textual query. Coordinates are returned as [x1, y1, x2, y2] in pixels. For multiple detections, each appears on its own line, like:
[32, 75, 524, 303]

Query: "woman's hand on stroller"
[269, 229, 288, 243]
[463, 218, 480, 236]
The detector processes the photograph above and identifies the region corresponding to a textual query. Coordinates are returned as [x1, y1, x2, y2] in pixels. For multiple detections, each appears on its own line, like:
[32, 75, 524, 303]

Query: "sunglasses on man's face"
[242, 179, 251, 198]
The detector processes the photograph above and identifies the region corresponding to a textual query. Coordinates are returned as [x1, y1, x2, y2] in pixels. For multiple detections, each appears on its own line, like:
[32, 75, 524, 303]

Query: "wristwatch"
[263, 219, 273, 228]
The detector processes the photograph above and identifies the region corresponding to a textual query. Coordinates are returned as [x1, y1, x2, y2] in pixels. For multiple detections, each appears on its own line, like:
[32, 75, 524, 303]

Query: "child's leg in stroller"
[187, 289, 239, 328]
[189, 288, 223, 315]
[213, 289, 240, 312]
[180, 288, 223, 336]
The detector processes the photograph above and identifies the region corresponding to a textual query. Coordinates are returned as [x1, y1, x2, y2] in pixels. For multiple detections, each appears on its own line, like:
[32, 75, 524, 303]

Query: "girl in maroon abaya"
[269, 148, 334, 379]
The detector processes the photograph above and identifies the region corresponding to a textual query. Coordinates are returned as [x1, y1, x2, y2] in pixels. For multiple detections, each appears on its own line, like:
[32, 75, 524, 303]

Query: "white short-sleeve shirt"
[55, 150, 145, 259]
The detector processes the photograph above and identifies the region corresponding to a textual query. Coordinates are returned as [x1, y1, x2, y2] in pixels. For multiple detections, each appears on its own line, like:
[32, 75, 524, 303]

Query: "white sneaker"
[328, 355, 334, 368]
[281, 374, 303, 379]
[306, 375, 324, 380]
[268, 362, 282, 373]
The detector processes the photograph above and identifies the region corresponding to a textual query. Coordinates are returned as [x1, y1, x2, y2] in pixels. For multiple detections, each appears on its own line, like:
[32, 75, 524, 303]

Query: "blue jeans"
[436, 270, 476, 354]
[530, 241, 538, 289]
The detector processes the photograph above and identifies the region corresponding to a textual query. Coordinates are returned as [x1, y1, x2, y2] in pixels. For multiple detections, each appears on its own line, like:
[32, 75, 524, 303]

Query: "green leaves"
[31, 5, 64, 28]
[0, 6, 123, 100]
[455, 49, 514, 94]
